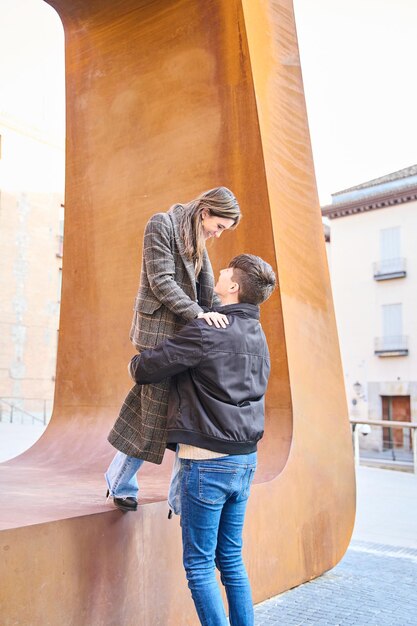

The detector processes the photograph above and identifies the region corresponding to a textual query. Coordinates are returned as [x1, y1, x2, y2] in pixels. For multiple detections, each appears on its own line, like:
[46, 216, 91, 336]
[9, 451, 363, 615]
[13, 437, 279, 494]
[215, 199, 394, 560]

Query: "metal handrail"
[0, 398, 46, 424]
[350, 418, 417, 429]
[350, 418, 417, 475]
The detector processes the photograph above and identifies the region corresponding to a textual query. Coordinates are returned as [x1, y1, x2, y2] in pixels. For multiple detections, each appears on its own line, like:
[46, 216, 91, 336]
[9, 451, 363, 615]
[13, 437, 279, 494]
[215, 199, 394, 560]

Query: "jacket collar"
[214, 302, 260, 319]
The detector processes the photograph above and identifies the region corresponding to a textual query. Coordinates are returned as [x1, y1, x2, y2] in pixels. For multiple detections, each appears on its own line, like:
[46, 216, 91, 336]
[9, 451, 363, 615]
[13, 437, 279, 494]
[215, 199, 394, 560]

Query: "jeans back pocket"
[198, 467, 238, 504]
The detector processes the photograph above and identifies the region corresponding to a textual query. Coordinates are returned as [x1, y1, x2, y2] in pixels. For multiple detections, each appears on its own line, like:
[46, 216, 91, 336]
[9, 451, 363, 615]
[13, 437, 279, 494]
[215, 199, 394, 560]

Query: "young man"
[129, 254, 276, 626]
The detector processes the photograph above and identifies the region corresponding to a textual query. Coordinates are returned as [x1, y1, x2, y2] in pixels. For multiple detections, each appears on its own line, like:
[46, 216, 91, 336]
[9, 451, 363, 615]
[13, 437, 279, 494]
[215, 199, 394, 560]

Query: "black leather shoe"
[106, 490, 138, 512]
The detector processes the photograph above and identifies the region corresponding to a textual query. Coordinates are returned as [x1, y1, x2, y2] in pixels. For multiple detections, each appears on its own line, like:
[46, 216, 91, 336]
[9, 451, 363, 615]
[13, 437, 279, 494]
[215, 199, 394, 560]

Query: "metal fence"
[0, 398, 52, 425]
[350, 418, 417, 475]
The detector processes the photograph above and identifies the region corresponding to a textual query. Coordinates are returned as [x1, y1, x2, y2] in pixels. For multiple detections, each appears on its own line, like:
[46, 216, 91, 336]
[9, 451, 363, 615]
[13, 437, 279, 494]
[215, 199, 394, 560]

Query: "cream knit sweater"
[178, 444, 228, 460]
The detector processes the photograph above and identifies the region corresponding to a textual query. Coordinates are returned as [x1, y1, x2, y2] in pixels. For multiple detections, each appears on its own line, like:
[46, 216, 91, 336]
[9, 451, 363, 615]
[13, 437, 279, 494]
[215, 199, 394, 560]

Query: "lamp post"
[351, 381, 370, 467]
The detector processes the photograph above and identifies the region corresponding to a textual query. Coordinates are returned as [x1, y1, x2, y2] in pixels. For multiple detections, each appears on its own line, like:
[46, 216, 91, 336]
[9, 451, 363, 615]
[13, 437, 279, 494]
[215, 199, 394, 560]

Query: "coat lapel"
[200, 249, 215, 307]
[168, 205, 197, 300]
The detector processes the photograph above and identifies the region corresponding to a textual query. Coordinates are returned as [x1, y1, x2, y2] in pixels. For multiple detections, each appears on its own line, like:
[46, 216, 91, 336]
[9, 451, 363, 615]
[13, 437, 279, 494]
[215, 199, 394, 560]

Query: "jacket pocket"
[134, 293, 162, 315]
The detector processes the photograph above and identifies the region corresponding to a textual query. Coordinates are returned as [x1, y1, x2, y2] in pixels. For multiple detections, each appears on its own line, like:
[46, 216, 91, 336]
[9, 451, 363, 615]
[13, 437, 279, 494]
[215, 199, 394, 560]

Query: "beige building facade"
[0, 117, 64, 424]
[323, 165, 417, 463]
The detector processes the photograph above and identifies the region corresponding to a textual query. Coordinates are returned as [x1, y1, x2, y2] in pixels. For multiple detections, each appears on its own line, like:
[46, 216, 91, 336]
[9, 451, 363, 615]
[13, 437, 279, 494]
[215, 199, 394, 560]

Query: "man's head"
[214, 254, 276, 305]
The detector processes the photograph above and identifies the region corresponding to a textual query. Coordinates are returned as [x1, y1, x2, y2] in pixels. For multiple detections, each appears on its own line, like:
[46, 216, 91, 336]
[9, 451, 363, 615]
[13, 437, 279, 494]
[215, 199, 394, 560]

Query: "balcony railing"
[374, 335, 408, 356]
[373, 257, 406, 280]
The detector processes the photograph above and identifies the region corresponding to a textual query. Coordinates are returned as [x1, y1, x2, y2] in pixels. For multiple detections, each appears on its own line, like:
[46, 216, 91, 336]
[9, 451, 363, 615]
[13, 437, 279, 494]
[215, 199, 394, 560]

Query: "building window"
[374, 303, 408, 356]
[373, 227, 406, 280]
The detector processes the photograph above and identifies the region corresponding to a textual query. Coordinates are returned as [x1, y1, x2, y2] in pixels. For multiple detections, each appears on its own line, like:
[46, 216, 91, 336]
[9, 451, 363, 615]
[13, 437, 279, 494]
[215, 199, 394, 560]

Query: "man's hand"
[197, 311, 229, 328]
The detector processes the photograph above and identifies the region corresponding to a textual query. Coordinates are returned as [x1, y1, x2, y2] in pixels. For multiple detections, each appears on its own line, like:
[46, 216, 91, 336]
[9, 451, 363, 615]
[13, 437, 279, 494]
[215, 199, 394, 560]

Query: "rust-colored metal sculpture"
[0, 1, 355, 624]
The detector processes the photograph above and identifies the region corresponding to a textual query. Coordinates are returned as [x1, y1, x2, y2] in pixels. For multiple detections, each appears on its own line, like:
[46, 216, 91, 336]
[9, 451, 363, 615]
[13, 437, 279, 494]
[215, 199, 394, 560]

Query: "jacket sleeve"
[130, 321, 204, 384]
[143, 214, 203, 321]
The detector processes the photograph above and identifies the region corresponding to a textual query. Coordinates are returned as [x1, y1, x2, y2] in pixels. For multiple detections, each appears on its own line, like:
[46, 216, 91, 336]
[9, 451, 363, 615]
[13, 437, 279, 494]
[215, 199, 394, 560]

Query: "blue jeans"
[168, 447, 183, 515]
[105, 451, 144, 499]
[180, 453, 257, 626]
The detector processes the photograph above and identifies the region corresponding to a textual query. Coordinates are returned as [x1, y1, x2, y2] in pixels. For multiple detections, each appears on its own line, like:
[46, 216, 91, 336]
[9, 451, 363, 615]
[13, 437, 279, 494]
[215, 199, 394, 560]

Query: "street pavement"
[254, 466, 417, 625]
[0, 421, 46, 462]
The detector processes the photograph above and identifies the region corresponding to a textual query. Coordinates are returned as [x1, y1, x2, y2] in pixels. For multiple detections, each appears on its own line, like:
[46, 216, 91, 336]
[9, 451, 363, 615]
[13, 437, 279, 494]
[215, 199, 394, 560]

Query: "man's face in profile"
[214, 267, 236, 298]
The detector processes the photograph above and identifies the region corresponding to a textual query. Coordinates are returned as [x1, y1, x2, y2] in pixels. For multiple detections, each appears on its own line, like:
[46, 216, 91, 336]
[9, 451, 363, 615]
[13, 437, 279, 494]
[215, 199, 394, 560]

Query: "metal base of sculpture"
[0, 1, 355, 624]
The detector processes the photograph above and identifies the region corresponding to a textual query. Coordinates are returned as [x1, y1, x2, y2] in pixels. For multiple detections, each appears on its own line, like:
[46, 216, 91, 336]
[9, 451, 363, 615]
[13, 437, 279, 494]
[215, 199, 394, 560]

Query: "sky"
[1, 0, 416, 204]
[293, 0, 417, 204]
[0, 0, 65, 143]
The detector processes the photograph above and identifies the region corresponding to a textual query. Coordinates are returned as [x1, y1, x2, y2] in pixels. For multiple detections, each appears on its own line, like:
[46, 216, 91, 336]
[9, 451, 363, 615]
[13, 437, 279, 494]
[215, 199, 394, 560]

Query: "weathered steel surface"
[0, 1, 355, 624]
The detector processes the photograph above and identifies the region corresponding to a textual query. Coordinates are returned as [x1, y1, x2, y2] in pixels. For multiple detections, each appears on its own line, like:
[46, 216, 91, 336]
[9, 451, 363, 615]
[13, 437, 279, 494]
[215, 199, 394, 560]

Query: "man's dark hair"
[229, 254, 276, 305]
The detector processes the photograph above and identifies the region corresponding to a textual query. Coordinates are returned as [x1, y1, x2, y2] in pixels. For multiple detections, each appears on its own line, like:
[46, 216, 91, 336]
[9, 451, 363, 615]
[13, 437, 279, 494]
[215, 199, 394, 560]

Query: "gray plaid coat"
[108, 204, 219, 464]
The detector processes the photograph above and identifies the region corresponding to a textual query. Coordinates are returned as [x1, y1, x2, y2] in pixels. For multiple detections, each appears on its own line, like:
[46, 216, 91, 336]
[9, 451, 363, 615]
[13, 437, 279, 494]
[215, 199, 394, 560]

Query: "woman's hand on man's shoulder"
[197, 311, 229, 329]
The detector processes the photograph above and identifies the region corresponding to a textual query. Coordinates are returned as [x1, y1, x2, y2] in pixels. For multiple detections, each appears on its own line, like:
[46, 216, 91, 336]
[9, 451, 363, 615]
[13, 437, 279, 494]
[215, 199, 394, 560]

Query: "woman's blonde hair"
[179, 186, 241, 275]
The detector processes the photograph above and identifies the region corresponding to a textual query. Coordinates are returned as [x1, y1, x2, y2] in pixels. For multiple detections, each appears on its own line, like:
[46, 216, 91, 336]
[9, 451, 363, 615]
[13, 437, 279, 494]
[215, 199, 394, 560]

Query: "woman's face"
[201, 210, 235, 240]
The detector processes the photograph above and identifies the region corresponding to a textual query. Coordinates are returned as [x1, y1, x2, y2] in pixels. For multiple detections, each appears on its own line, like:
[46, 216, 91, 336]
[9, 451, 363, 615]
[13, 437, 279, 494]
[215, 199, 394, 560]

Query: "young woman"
[105, 186, 241, 510]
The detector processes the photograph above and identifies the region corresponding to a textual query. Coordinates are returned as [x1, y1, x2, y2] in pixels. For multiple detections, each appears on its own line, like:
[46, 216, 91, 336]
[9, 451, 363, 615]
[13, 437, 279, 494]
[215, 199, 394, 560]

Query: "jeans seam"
[111, 457, 133, 491]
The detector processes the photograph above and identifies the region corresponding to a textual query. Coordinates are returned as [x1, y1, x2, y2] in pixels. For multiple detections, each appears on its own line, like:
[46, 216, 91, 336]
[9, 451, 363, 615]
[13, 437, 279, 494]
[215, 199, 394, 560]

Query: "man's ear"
[229, 281, 239, 294]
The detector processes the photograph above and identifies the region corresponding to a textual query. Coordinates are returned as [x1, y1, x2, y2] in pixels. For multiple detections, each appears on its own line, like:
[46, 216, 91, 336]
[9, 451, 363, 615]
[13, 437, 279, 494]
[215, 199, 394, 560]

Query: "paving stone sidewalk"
[254, 540, 417, 626]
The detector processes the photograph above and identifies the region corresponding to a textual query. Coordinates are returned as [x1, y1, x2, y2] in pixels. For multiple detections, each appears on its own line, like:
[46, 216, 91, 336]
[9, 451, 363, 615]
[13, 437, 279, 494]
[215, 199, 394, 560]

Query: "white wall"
[328, 201, 417, 424]
[0, 122, 63, 423]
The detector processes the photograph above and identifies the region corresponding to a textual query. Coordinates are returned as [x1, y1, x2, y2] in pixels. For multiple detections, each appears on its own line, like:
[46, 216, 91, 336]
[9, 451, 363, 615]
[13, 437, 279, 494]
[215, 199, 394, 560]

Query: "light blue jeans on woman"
[105, 452, 144, 499]
[180, 452, 257, 626]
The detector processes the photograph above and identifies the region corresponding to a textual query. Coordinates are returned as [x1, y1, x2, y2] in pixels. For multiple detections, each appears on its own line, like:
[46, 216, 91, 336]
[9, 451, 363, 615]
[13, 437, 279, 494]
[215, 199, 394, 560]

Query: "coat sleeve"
[212, 293, 222, 307]
[143, 214, 203, 321]
[129, 321, 204, 383]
